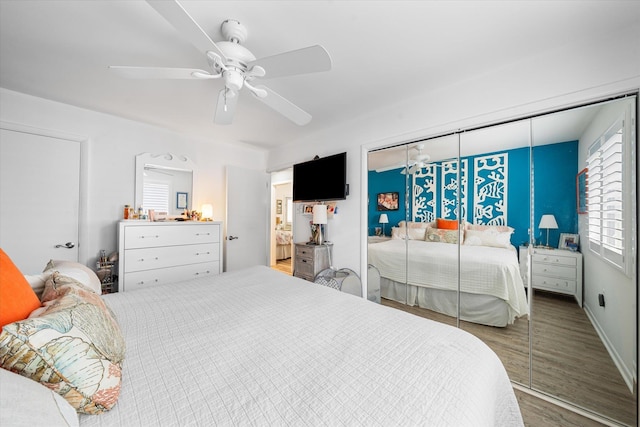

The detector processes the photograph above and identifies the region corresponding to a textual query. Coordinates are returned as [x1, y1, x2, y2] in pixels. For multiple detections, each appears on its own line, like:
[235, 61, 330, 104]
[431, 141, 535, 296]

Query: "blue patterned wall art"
[473, 153, 508, 226]
[411, 164, 437, 222]
[440, 159, 468, 220]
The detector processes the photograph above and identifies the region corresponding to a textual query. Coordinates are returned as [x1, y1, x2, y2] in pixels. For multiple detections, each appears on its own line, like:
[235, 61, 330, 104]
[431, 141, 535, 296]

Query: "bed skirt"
[381, 277, 516, 327]
[276, 243, 292, 260]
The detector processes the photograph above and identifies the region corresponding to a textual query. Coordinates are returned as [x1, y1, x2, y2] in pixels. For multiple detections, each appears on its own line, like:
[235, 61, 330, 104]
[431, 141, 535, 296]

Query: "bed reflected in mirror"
[366, 94, 637, 425]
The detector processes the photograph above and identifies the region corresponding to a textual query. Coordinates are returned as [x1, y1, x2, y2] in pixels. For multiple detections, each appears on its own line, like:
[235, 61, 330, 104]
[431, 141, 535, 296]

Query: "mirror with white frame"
[135, 153, 195, 217]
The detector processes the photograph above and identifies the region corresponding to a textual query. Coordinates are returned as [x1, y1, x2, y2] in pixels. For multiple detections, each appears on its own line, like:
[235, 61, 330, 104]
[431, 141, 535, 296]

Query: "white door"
[0, 128, 80, 273]
[225, 165, 268, 271]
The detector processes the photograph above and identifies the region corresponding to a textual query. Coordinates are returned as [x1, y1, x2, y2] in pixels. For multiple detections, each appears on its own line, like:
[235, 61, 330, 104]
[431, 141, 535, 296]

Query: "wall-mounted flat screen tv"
[293, 152, 348, 202]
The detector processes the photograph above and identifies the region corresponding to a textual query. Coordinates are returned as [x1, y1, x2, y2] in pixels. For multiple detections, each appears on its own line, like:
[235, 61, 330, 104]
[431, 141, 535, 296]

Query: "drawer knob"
[196, 232, 211, 236]
[196, 251, 210, 256]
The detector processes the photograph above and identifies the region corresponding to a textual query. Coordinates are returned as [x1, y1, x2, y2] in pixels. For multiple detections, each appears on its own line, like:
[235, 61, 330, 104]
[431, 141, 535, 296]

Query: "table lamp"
[313, 204, 328, 245]
[538, 214, 558, 248]
[379, 213, 389, 236]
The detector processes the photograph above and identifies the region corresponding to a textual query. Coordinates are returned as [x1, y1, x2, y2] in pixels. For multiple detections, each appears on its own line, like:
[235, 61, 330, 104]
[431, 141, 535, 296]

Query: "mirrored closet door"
[366, 95, 637, 425]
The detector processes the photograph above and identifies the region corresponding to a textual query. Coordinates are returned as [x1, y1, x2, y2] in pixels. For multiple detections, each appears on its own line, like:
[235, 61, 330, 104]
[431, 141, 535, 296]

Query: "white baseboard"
[584, 303, 635, 392]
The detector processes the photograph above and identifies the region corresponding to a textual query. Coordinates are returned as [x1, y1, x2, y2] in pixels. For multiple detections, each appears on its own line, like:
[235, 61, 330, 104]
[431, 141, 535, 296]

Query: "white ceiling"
[1, 1, 638, 151]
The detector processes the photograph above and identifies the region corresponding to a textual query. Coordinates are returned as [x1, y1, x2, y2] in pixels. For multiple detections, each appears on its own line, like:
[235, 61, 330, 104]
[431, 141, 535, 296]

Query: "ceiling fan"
[375, 144, 431, 173]
[109, 0, 332, 126]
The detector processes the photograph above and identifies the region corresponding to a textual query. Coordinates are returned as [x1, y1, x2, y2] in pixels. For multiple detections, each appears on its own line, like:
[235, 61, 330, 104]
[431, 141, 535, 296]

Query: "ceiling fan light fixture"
[224, 69, 244, 92]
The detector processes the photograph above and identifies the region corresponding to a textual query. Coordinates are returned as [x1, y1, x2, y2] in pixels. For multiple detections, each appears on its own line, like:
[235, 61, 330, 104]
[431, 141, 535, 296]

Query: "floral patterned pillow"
[0, 272, 125, 414]
[425, 227, 461, 244]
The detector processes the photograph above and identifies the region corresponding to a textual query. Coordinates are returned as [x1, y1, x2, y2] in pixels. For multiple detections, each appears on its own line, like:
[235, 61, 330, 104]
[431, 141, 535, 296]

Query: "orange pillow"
[437, 218, 459, 230]
[0, 248, 41, 327]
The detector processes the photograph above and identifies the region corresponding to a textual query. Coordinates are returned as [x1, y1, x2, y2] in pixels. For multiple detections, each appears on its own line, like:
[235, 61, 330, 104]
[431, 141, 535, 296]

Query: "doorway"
[270, 169, 293, 275]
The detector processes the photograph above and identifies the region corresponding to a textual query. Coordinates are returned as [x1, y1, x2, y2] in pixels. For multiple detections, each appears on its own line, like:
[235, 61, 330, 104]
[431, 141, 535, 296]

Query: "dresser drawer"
[532, 263, 576, 280]
[124, 224, 219, 249]
[295, 244, 315, 260]
[295, 257, 315, 277]
[532, 275, 576, 294]
[124, 243, 218, 272]
[532, 253, 577, 267]
[122, 262, 219, 291]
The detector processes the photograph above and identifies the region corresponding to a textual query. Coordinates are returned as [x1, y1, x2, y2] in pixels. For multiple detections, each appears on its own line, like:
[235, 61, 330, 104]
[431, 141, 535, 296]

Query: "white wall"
[578, 99, 637, 389]
[0, 88, 268, 268]
[266, 20, 640, 282]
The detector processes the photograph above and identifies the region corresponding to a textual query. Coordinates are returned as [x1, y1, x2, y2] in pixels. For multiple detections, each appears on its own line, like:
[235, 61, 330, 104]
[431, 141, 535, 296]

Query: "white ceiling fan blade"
[252, 85, 311, 126]
[109, 66, 215, 79]
[146, 0, 227, 61]
[248, 45, 332, 79]
[214, 89, 238, 125]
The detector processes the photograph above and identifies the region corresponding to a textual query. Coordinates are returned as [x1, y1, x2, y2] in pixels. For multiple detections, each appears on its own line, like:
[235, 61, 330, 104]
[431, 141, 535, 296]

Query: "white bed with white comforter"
[78, 266, 523, 426]
[368, 239, 529, 326]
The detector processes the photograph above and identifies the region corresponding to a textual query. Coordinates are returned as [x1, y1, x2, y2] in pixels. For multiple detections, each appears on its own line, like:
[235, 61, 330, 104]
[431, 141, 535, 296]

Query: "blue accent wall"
[533, 141, 579, 248]
[368, 141, 577, 248]
[368, 170, 408, 236]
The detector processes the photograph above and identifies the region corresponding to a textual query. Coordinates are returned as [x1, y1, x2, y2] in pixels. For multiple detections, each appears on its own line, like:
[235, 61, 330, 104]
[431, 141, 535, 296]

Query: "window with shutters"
[143, 181, 170, 213]
[586, 117, 628, 273]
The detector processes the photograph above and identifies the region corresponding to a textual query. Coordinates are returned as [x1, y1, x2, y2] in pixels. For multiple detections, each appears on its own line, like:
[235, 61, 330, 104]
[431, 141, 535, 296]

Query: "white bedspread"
[368, 240, 529, 321]
[81, 266, 523, 426]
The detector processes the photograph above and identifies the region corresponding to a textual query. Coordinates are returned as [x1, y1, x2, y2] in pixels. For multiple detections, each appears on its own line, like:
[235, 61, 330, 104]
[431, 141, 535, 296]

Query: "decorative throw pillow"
[0, 248, 41, 328]
[436, 218, 459, 230]
[391, 226, 407, 240]
[465, 223, 515, 234]
[43, 259, 102, 294]
[425, 227, 460, 244]
[464, 229, 513, 248]
[0, 272, 125, 414]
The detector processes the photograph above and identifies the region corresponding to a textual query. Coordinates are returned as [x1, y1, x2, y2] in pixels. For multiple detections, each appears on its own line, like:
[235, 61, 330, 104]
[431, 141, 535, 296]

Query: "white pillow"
[463, 229, 513, 248]
[43, 260, 102, 294]
[0, 368, 79, 427]
[24, 273, 47, 299]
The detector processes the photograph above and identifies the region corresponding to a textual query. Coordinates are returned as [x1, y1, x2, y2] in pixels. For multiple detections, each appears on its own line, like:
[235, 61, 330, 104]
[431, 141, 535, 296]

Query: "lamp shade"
[538, 214, 558, 229]
[379, 214, 389, 224]
[201, 204, 213, 220]
[312, 204, 328, 224]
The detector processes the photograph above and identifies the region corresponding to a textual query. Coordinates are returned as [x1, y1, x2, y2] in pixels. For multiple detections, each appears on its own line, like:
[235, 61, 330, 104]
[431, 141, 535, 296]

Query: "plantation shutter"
[586, 119, 624, 269]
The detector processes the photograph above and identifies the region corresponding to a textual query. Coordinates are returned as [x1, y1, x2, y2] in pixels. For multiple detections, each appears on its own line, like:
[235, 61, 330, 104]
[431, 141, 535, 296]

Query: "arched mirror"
[135, 152, 195, 217]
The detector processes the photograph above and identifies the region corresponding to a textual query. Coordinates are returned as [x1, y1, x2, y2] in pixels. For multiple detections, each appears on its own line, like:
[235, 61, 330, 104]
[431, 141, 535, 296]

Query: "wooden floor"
[272, 258, 292, 275]
[383, 291, 637, 426]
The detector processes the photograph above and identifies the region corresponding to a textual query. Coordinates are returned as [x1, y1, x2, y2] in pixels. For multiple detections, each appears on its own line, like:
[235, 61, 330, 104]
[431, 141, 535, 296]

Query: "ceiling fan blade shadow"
[109, 66, 213, 79]
[253, 85, 311, 126]
[214, 89, 238, 125]
[249, 45, 331, 79]
[146, 0, 227, 61]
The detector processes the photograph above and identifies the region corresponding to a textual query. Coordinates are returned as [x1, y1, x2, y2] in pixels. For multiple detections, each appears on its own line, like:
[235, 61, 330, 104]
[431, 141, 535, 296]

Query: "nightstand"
[294, 243, 332, 281]
[519, 246, 583, 307]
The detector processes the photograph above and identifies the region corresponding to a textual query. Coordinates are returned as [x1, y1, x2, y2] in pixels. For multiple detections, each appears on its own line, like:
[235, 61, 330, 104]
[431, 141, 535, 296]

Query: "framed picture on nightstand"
[559, 233, 579, 251]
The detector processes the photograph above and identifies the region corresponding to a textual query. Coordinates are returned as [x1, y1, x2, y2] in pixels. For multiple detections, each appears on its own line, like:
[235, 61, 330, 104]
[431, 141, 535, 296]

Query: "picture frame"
[276, 199, 283, 214]
[377, 192, 399, 211]
[176, 192, 188, 210]
[559, 233, 580, 251]
[576, 168, 588, 214]
[302, 204, 315, 215]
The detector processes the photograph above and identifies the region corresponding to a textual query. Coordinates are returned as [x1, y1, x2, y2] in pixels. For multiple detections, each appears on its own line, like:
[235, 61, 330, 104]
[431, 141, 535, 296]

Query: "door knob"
[55, 242, 75, 249]
[228, 236, 239, 240]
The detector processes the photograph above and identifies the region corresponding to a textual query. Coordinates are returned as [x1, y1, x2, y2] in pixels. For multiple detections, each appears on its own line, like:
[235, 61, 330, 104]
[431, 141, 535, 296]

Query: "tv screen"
[293, 152, 347, 202]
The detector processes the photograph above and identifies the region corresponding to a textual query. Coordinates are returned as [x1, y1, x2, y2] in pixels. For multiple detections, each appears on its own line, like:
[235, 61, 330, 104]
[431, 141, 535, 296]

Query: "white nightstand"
[519, 246, 583, 307]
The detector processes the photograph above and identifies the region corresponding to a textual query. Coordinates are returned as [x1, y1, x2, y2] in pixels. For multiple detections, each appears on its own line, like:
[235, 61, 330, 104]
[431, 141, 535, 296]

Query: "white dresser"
[118, 221, 223, 292]
[519, 246, 583, 307]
